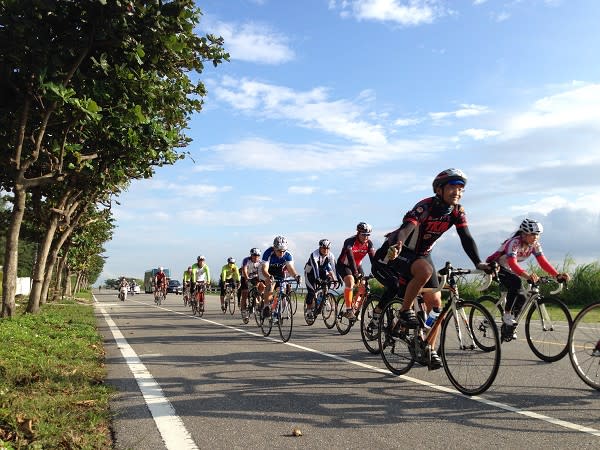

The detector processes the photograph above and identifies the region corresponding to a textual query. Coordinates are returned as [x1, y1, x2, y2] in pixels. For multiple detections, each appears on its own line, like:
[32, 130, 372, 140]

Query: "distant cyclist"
[304, 239, 338, 318]
[154, 267, 167, 299]
[192, 255, 211, 289]
[240, 248, 264, 320]
[183, 266, 194, 301]
[261, 236, 301, 322]
[220, 257, 241, 312]
[486, 218, 570, 327]
[372, 168, 491, 369]
[336, 222, 376, 320]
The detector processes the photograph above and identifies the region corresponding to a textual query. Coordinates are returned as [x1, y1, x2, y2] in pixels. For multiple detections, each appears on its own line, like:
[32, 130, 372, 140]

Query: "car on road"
[167, 279, 182, 295]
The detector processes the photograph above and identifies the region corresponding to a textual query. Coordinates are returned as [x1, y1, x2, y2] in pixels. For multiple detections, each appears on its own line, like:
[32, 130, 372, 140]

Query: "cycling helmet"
[319, 239, 331, 248]
[273, 235, 288, 251]
[158, 266, 163, 271]
[187, 266, 192, 270]
[198, 255, 205, 260]
[519, 218, 543, 234]
[227, 257, 236, 264]
[356, 222, 372, 234]
[432, 168, 467, 192]
[250, 248, 261, 256]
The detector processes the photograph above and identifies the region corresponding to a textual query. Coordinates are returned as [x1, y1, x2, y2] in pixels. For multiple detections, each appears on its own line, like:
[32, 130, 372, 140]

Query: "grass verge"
[0, 296, 112, 449]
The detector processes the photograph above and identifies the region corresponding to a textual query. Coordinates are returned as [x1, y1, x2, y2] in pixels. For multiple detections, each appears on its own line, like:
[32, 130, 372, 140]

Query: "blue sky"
[101, 0, 600, 283]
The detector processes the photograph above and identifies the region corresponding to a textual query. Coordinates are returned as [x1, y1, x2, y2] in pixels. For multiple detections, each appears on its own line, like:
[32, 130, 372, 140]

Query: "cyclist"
[154, 267, 167, 299]
[220, 257, 241, 312]
[336, 222, 376, 320]
[192, 255, 210, 305]
[240, 248, 264, 320]
[486, 218, 570, 327]
[261, 236, 301, 323]
[372, 168, 491, 369]
[304, 239, 338, 319]
[183, 265, 194, 302]
[119, 277, 128, 301]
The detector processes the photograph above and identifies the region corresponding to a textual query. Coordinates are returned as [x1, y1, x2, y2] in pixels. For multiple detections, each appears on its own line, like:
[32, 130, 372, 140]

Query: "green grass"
[0, 298, 112, 449]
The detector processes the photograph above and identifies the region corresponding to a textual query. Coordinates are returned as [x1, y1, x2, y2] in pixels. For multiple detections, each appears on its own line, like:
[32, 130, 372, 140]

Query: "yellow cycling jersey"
[220, 264, 240, 282]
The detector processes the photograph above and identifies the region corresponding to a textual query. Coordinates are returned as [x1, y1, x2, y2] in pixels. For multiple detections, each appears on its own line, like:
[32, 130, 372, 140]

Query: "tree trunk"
[26, 215, 59, 313]
[1, 186, 27, 318]
[64, 266, 72, 298]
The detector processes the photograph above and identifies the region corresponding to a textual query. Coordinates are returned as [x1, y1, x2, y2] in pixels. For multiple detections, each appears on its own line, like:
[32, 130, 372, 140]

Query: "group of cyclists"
[153, 168, 572, 370]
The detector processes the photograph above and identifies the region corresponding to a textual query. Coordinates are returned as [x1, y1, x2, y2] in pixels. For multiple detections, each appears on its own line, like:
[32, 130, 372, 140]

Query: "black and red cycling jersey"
[337, 235, 375, 275]
[155, 271, 166, 287]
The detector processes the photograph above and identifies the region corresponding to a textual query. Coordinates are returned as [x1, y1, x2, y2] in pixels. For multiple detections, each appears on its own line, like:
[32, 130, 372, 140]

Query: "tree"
[0, 0, 228, 316]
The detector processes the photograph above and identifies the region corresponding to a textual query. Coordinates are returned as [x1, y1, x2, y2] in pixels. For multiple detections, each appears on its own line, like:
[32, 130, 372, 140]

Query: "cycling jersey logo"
[426, 221, 451, 233]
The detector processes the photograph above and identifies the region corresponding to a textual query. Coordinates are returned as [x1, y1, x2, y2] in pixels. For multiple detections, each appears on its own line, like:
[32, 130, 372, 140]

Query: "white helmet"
[519, 218, 543, 234]
[159, 266, 163, 271]
[273, 235, 288, 251]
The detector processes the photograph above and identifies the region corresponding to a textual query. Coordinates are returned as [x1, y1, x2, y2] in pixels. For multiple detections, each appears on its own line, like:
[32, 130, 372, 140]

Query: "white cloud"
[288, 186, 317, 194]
[208, 21, 294, 65]
[394, 117, 422, 126]
[214, 76, 388, 145]
[429, 104, 490, 121]
[330, 0, 448, 26]
[459, 128, 501, 140]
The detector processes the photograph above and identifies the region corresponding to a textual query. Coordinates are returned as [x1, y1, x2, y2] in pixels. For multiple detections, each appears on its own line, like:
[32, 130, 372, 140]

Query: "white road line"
[94, 296, 198, 450]
[118, 297, 600, 439]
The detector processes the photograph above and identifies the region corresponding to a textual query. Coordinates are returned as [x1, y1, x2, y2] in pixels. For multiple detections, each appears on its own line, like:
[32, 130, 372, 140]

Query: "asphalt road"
[93, 290, 600, 449]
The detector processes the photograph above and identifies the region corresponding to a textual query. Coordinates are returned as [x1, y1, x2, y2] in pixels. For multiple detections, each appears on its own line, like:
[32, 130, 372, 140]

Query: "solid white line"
[152, 299, 600, 439]
[94, 296, 198, 450]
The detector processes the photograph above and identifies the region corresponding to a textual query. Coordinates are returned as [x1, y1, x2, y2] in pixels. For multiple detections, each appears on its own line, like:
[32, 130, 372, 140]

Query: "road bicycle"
[303, 279, 338, 328]
[223, 281, 237, 315]
[191, 281, 206, 317]
[240, 279, 262, 325]
[475, 274, 572, 362]
[568, 301, 600, 390]
[334, 275, 375, 335]
[182, 281, 191, 307]
[379, 262, 501, 396]
[118, 285, 127, 302]
[154, 286, 165, 306]
[259, 277, 299, 343]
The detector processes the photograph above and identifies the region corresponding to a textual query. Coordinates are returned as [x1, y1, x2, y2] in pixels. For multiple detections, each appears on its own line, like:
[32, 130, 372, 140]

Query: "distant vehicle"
[129, 284, 141, 295]
[167, 279, 182, 295]
[144, 268, 171, 293]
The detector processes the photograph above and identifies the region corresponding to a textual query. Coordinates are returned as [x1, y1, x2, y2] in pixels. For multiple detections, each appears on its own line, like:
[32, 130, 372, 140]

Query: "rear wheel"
[569, 301, 600, 390]
[304, 296, 317, 326]
[379, 300, 415, 375]
[260, 303, 272, 337]
[525, 296, 572, 362]
[470, 295, 503, 351]
[440, 300, 501, 396]
[322, 293, 336, 329]
[361, 295, 382, 354]
[278, 294, 293, 342]
[289, 290, 298, 316]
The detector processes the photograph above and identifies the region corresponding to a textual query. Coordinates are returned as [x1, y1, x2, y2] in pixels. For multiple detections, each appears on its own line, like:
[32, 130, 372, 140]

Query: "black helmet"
[432, 168, 467, 192]
[356, 222, 372, 234]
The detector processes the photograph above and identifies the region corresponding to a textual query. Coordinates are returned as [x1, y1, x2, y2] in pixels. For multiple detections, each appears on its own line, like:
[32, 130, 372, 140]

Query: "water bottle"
[425, 308, 441, 328]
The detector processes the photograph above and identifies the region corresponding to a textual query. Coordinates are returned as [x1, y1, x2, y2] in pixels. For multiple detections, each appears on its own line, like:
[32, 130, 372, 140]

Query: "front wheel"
[569, 301, 600, 390]
[440, 300, 501, 396]
[335, 296, 354, 335]
[322, 293, 336, 329]
[277, 294, 293, 342]
[228, 292, 236, 315]
[525, 296, 572, 362]
[304, 297, 316, 326]
[360, 295, 382, 354]
[260, 303, 272, 337]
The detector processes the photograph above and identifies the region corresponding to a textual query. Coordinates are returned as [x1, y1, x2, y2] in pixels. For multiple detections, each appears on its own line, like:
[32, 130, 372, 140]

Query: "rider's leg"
[400, 258, 432, 312]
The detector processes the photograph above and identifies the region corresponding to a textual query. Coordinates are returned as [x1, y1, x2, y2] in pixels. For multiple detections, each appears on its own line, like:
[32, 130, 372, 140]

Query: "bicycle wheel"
[379, 300, 416, 375]
[191, 299, 198, 315]
[260, 304, 272, 337]
[304, 298, 316, 326]
[569, 302, 600, 390]
[335, 296, 354, 335]
[361, 295, 382, 354]
[228, 292, 236, 315]
[254, 297, 264, 328]
[197, 292, 205, 317]
[440, 300, 501, 396]
[322, 293, 336, 329]
[470, 295, 503, 352]
[289, 290, 298, 316]
[525, 296, 572, 362]
[278, 294, 294, 342]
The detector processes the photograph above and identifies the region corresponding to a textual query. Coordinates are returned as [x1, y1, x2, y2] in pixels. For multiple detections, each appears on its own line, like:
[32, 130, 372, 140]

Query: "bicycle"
[183, 281, 191, 307]
[334, 275, 375, 335]
[379, 262, 501, 396]
[192, 281, 206, 317]
[223, 281, 237, 315]
[118, 285, 127, 302]
[303, 279, 338, 328]
[260, 277, 299, 342]
[475, 274, 572, 362]
[240, 279, 261, 324]
[154, 286, 165, 306]
[568, 301, 600, 390]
